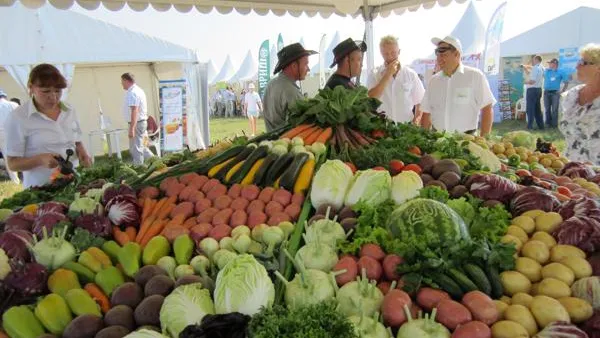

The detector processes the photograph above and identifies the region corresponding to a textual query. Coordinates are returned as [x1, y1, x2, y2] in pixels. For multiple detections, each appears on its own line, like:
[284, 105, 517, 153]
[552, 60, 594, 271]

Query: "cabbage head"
[124, 329, 169, 338]
[501, 130, 536, 149]
[310, 160, 354, 210]
[344, 170, 391, 207]
[214, 254, 275, 316]
[391, 171, 423, 205]
[159, 283, 215, 338]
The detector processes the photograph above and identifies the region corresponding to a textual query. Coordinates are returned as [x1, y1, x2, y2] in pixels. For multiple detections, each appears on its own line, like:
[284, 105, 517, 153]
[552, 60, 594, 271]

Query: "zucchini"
[198, 145, 244, 174]
[253, 153, 279, 186]
[264, 153, 294, 186]
[431, 273, 464, 300]
[208, 158, 235, 178]
[214, 145, 255, 181]
[293, 158, 315, 194]
[241, 159, 266, 185]
[486, 264, 504, 299]
[448, 268, 478, 293]
[225, 160, 245, 183]
[229, 145, 270, 184]
[464, 263, 492, 296]
[279, 152, 310, 191]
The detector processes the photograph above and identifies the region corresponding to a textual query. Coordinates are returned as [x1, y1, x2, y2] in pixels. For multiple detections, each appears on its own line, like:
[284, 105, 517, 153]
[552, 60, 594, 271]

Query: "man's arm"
[421, 112, 432, 129]
[367, 71, 393, 99]
[75, 141, 92, 167]
[479, 104, 493, 137]
[129, 106, 139, 138]
[7, 154, 58, 171]
[412, 104, 422, 125]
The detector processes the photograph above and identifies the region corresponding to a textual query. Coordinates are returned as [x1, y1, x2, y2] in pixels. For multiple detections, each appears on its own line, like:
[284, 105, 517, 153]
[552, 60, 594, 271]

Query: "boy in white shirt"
[244, 83, 262, 137]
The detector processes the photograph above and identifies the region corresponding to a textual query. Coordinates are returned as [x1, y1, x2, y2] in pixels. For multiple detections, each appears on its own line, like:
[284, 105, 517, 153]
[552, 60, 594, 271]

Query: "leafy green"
[469, 204, 512, 243]
[338, 199, 395, 255]
[69, 228, 106, 252]
[419, 186, 450, 203]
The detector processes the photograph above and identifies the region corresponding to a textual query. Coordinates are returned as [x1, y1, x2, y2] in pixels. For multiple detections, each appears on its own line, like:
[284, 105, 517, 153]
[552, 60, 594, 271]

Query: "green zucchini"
[464, 263, 492, 296]
[448, 268, 478, 293]
[253, 153, 279, 186]
[198, 145, 245, 175]
[228, 145, 270, 184]
[264, 153, 294, 186]
[279, 152, 310, 191]
[431, 273, 464, 300]
[214, 145, 255, 181]
[486, 264, 504, 299]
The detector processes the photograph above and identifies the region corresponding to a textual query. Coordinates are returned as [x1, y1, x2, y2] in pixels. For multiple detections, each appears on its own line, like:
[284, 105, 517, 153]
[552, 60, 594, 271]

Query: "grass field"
[209, 117, 266, 144]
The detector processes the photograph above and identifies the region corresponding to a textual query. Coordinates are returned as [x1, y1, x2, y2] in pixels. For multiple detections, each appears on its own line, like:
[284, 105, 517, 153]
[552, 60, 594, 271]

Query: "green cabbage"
[310, 160, 354, 210]
[344, 170, 392, 207]
[69, 197, 102, 215]
[501, 130, 536, 149]
[159, 283, 215, 338]
[124, 329, 169, 338]
[391, 170, 423, 205]
[468, 142, 501, 172]
[214, 254, 275, 316]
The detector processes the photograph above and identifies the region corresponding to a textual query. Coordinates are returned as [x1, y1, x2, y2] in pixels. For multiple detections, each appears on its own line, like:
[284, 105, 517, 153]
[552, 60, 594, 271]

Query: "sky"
[66, 0, 600, 71]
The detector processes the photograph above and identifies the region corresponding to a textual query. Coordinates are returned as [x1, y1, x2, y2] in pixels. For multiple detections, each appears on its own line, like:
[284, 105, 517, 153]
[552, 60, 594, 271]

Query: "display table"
[88, 129, 127, 163]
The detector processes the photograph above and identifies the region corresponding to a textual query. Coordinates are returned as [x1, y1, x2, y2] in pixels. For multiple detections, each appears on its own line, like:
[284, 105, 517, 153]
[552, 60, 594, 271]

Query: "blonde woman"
[559, 44, 600, 165]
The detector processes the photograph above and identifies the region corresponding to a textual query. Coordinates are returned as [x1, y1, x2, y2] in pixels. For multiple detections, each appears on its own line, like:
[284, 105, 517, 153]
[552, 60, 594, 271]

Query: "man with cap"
[0, 89, 20, 184]
[262, 43, 317, 132]
[326, 38, 367, 90]
[421, 36, 496, 137]
[543, 58, 569, 128]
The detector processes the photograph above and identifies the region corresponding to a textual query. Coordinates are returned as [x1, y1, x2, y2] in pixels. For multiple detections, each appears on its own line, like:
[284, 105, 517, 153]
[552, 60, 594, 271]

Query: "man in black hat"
[325, 38, 367, 90]
[262, 43, 317, 132]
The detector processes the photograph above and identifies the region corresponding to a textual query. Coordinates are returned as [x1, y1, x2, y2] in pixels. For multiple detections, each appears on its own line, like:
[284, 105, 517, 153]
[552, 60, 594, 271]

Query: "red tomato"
[389, 160, 405, 175]
[408, 146, 422, 156]
[557, 186, 572, 198]
[345, 162, 357, 174]
[402, 164, 422, 175]
[373, 166, 387, 171]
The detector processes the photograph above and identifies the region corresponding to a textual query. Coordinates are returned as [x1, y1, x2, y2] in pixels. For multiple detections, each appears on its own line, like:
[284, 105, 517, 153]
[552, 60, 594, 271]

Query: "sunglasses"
[578, 59, 595, 66]
[435, 47, 455, 55]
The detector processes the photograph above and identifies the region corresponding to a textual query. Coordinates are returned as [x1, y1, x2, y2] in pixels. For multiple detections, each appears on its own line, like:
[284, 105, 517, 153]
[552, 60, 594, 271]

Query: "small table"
[88, 129, 127, 163]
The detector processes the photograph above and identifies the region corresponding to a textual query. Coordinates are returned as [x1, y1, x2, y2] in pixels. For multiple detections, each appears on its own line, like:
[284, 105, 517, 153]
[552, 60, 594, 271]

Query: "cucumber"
[431, 273, 464, 300]
[279, 152, 310, 191]
[228, 145, 270, 184]
[264, 153, 294, 186]
[447, 268, 478, 293]
[253, 153, 279, 186]
[464, 263, 492, 296]
[486, 264, 504, 299]
[198, 145, 244, 174]
[214, 145, 255, 181]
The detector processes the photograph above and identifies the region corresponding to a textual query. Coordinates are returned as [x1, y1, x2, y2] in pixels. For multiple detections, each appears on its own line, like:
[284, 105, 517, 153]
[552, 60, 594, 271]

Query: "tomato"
[389, 160, 405, 175]
[402, 164, 422, 175]
[373, 166, 387, 171]
[408, 146, 422, 156]
[557, 186, 572, 198]
[345, 162, 358, 174]
[371, 129, 386, 139]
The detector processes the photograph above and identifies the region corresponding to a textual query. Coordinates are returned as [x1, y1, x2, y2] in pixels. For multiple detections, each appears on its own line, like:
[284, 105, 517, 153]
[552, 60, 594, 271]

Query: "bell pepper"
[47, 268, 81, 297]
[34, 293, 73, 335]
[142, 235, 170, 266]
[117, 242, 141, 278]
[78, 251, 103, 273]
[65, 288, 102, 317]
[101, 240, 122, 264]
[174, 234, 194, 265]
[1, 305, 46, 338]
[61, 261, 96, 284]
[86, 247, 112, 269]
[508, 154, 521, 167]
[95, 266, 125, 296]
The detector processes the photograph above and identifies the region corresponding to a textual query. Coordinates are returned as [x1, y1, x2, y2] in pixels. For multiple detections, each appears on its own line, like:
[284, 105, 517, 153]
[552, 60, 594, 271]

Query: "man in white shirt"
[421, 36, 496, 136]
[121, 73, 154, 165]
[0, 89, 20, 183]
[522, 55, 545, 130]
[368, 36, 425, 124]
[243, 83, 263, 137]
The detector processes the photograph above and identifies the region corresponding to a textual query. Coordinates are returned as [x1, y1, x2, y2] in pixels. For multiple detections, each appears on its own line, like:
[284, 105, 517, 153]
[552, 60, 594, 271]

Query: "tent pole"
[362, 2, 375, 75]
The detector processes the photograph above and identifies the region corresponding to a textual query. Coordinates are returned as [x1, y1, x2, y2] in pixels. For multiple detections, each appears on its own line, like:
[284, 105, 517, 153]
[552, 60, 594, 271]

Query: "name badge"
[454, 88, 472, 105]
[551, 77, 556, 81]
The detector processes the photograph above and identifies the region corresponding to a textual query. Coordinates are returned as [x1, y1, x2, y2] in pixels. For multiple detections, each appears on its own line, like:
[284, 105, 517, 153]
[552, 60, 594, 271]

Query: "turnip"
[261, 226, 285, 256]
[295, 234, 338, 272]
[336, 269, 384, 317]
[348, 312, 390, 338]
[396, 305, 451, 338]
[305, 208, 346, 248]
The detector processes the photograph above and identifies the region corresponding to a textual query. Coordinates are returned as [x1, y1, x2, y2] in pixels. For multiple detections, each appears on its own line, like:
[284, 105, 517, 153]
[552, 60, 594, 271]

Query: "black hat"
[273, 43, 317, 74]
[330, 38, 367, 68]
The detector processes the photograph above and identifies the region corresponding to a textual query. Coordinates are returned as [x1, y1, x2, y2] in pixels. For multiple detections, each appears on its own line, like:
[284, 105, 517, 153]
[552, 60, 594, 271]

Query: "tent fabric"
[184, 60, 209, 150]
[310, 31, 340, 74]
[229, 50, 258, 82]
[206, 59, 218, 84]
[500, 6, 599, 57]
[211, 55, 236, 84]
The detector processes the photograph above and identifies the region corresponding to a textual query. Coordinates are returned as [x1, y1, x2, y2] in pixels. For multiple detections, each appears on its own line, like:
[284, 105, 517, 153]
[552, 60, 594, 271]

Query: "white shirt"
[5, 100, 81, 188]
[529, 64, 544, 88]
[244, 91, 262, 112]
[367, 65, 425, 123]
[0, 99, 18, 132]
[123, 84, 148, 122]
[421, 64, 496, 133]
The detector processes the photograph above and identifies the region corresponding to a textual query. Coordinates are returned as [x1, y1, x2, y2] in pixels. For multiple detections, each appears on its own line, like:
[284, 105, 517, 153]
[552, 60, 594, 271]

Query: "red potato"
[267, 212, 291, 226]
[209, 224, 232, 241]
[436, 299, 472, 330]
[291, 192, 304, 206]
[539, 173, 557, 181]
[357, 256, 383, 281]
[161, 225, 190, 243]
[178, 186, 197, 202]
[212, 208, 233, 226]
[565, 183, 581, 191]
[194, 199, 213, 214]
[382, 289, 412, 327]
[170, 202, 194, 219]
[410, 303, 422, 321]
[227, 184, 242, 199]
[201, 178, 220, 194]
[246, 200, 266, 214]
[451, 321, 491, 338]
[461, 291, 498, 326]
[231, 198, 250, 211]
[284, 203, 301, 221]
[333, 256, 358, 286]
[179, 172, 200, 185]
[160, 177, 179, 192]
[214, 195, 233, 210]
[207, 184, 228, 201]
[138, 186, 159, 199]
[258, 187, 275, 203]
[190, 223, 213, 242]
[339, 254, 358, 263]
[230, 210, 248, 227]
[554, 176, 572, 186]
[247, 211, 267, 228]
[378, 281, 392, 295]
[416, 287, 451, 312]
[360, 243, 386, 261]
[382, 254, 404, 280]
[240, 185, 261, 200]
[165, 183, 186, 198]
[265, 201, 284, 217]
[188, 175, 209, 190]
[196, 207, 219, 224]
[188, 191, 206, 204]
[272, 189, 292, 207]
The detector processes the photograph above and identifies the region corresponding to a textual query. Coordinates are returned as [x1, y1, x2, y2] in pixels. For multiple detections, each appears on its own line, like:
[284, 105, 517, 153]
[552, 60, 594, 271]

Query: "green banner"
[277, 33, 284, 51]
[258, 39, 270, 98]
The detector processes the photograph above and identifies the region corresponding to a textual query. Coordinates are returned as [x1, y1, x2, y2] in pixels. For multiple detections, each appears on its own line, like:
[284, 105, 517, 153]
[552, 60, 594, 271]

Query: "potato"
[550, 245, 586, 262]
[494, 300, 509, 320]
[512, 216, 536, 234]
[511, 293, 533, 307]
[461, 291, 499, 325]
[501, 235, 523, 252]
[541, 263, 575, 286]
[515, 257, 543, 283]
[506, 226, 529, 246]
[530, 295, 570, 328]
[521, 240, 550, 264]
[558, 297, 594, 323]
[504, 304, 538, 335]
[500, 296, 511, 305]
[559, 256, 593, 279]
[530, 283, 540, 296]
[530, 231, 557, 249]
[491, 320, 529, 338]
[537, 277, 571, 299]
[500, 271, 532, 296]
[522, 210, 545, 219]
[534, 212, 563, 233]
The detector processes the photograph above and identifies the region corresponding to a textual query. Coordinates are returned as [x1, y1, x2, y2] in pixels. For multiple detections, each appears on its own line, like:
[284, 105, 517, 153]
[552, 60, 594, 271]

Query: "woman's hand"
[75, 142, 92, 167]
[36, 153, 60, 168]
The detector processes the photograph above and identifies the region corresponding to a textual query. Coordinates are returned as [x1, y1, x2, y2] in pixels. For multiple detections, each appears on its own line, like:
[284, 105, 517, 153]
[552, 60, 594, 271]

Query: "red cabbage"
[559, 162, 596, 180]
[3, 212, 35, 232]
[73, 211, 112, 238]
[31, 211, 67, 239]
[467, 174, 519, 203]
[510, 186, 561, 216]
[535, 321, 589, 338]
[106, 195, 140, 228]
[0, 230, 33, 262]
[552, 216, 600, 254]
[102, 184, 136, 206]
[3, 262, 48, 296]
[37, 201, 68, 216]
[581, 310, 600, 338]
[559, 196, 600, 220]
[588, 252, 600, 276]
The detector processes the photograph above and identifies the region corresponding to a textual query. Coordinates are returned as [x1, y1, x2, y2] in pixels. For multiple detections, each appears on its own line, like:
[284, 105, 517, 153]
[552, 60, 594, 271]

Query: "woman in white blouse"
[559, 44, 600, 165]
[5, 64, 91, 188]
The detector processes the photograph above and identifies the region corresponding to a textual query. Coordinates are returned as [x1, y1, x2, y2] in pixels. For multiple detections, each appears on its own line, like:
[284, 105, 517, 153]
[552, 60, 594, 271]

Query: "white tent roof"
[0, 2, 195, 65]
[270, 44, 278, 74]
[449, 1, 485, 55]
[206, 60, 218, 84]
[212, 55, 236, 84]
[229, 50, 258, 82]
[311, 31, 341, 74]
[500, 6, 600, 57]
[299, 37, 306, 47]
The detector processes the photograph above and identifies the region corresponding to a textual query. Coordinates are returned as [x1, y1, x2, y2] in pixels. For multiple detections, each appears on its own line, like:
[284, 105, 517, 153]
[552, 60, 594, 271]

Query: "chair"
[147, 115, 161, 157]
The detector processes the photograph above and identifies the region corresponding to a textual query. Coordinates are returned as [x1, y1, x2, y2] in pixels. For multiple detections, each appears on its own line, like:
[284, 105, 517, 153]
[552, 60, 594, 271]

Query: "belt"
[545, 90, 558, 92]
[128, 119, 147, 124]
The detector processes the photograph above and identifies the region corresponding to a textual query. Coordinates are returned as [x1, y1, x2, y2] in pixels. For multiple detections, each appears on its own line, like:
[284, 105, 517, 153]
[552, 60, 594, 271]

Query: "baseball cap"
[548, 58, 559, 64]
[248, 83, 255, 89]
[431, 36, 463, 55]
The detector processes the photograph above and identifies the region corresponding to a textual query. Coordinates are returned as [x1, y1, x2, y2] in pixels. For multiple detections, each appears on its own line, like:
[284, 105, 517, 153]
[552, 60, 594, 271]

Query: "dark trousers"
[544, 90, 560, 128]
[526, 87, 544, 130]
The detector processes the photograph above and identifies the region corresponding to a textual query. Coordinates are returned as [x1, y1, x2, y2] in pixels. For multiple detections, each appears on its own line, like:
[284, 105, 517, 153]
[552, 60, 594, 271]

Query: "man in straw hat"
[326, 38, 367, 90]
[262, 43, 317, 132]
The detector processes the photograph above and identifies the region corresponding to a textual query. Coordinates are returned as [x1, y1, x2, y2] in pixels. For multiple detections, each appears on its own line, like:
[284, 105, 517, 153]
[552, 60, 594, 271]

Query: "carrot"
[84, 283, 111, 313]
[166, 214, 186, 228]
[112, 226, 130, 246]
[314, 127, 333, 144]
[297, 126, 321, 140]
[140, 219, 169, 247]
[183, 217, 196, 229]
[280, 123, 314, 139]
[150, 197, 168, 217]
[141, 198, 153, 222]
[125, 226, 137, 242]
[304, 127, 325, 145]
[136, 214, 156, 243]
[157, 204, 175, 221]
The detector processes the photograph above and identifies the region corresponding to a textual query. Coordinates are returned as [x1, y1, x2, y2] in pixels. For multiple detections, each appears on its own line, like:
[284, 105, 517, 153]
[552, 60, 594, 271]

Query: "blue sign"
[559, 47, 579, 78]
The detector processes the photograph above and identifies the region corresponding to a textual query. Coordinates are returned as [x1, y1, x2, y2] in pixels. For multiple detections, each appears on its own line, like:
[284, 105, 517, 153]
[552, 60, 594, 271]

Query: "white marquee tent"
[206, 59, 218, 84]
[310, 31, 341, 74]
[448, 0, 485, 55]
[229, 50, 258, 82]
[211, 55, 236, 84]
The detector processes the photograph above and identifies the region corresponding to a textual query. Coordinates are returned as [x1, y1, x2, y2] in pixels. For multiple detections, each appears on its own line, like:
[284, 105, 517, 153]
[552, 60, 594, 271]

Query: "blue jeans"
[544, 90, 560, 127]
[526, 87, 544, 130]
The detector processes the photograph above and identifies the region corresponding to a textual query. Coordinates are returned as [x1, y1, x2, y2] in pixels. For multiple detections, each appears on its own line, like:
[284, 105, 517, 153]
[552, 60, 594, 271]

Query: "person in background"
[559, 43, 600, 165]
[0, 89, 20, 183]
[523, 55, 545, 130]
[10, 98, 20, 106]
[243, 83, 262, 137]
[239, 89, 247, 117]
[326, 38, 367, 90]
[225, 86, 236, 118]
[263, 43, 317, 132]
[121, 73, 154, 166]
[543, 58, 569, 127]
[421, 36, 495, 137]
[367, 35, 425, 124]
[5, 64, 91, 188]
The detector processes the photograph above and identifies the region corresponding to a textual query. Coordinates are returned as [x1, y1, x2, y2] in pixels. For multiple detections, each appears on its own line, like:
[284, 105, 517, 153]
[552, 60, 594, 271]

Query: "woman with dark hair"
[5, 63, 91, 188]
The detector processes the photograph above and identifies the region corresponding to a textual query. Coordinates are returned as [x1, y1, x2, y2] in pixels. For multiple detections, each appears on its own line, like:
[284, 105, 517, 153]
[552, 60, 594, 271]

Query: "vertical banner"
[318, 34, 327, 89]
[559, 47, 579, 78]
[159, 80, 187, 152]
[258, 39, 270, 98]
[277, 33, 284, 52]
[482, 1, 508, 123]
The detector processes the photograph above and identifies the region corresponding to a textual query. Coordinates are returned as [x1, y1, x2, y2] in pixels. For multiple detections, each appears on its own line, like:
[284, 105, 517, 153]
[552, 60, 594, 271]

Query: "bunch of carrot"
[280, 124, 333, 145]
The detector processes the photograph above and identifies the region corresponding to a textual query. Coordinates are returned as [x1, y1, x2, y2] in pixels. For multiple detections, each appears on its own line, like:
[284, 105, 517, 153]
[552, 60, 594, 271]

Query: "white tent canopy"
[206, 59, 218, 84]
[229, 50, 258, 82]
[500, 6, 600, 57]
[311, 31, 341, 74]
[449, 0, 485, 55]
[211, 55, 236, 84]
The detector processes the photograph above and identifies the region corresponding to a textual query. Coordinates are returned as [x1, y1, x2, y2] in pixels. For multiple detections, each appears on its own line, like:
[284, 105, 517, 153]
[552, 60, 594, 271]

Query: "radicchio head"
[0, 230, 33, 262]
[105, 194, 140, 228]
[559, 196, 600, 221]
[73, 210, 112, 238]
[36, 201, 68, 216]
[552, 216, 600, 254]
[31, 212, 67, 239]
[468, 173, 519, 204]
[3, 212, 35, 232]
[510, 186, 561, 216]
[559, 162, 597, 180]
[535, 321, 590, 338]
[3, 261, 48, 296]
[102, 184, 136, 206]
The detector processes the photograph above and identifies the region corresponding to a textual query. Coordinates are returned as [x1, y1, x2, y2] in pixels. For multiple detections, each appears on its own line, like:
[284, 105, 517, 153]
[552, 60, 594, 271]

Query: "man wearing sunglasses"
[421, 36, 495, 137]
